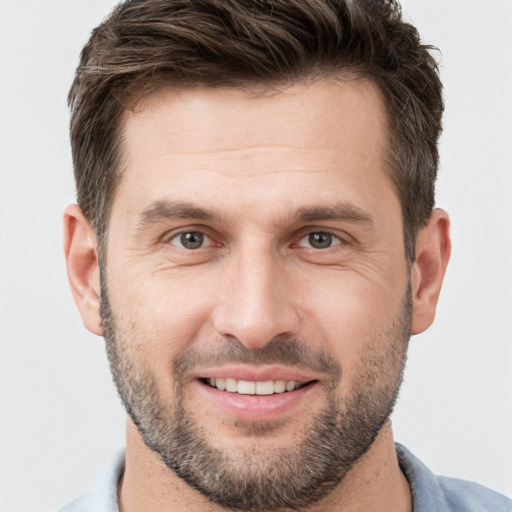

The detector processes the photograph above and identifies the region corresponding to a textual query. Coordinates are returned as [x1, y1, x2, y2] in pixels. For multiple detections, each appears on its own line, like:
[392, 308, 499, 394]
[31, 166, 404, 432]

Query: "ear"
[63, 204, 103, 336]
[410, 209, 451, 335]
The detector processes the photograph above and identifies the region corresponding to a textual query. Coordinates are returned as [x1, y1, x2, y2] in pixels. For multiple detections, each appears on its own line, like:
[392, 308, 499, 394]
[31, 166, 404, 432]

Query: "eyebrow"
[136, 199, 375, 230]
[137, 200, 216, 229]
[294, 204, 375, 225]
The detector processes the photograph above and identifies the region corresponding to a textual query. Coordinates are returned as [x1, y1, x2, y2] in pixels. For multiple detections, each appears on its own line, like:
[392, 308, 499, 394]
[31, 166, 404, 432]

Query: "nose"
[212, 248, 301, 349]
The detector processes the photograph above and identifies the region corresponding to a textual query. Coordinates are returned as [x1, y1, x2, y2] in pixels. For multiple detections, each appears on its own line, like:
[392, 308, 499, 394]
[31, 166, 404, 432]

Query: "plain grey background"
[1, 1, 511, 511]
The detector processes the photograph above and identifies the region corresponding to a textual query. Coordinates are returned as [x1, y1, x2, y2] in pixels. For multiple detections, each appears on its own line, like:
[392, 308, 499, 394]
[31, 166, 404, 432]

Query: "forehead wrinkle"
[196, 168, 332, 179]
[148, 144, 330, 155]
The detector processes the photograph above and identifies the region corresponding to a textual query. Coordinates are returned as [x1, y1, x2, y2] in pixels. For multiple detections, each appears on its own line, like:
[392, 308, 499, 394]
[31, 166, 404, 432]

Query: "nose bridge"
[213, 239, 300, 348]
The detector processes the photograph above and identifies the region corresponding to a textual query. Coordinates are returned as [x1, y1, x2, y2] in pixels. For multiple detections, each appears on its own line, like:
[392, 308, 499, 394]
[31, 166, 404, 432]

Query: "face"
[101, 80, 412, 510]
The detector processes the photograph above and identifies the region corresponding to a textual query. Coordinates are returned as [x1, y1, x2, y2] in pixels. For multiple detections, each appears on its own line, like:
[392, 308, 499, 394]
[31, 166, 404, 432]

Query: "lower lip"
[195, 379, 318, 422]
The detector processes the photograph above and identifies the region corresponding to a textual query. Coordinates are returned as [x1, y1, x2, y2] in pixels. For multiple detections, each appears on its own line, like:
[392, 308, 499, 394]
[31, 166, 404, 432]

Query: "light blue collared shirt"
[57, 444, 511, 511]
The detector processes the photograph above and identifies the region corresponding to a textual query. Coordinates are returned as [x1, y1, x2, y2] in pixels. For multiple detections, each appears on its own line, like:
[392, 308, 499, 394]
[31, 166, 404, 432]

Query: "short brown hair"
[69, 0, 443, 260]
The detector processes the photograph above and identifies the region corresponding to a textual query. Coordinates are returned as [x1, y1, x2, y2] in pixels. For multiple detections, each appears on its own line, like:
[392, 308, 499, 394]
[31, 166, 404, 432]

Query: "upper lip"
[193, 365, 318, 384]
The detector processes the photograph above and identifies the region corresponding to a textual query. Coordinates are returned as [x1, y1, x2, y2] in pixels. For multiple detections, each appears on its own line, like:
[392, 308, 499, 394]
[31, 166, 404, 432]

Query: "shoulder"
[437, 476, 512, 512]
[396, 443, 511, 512]
[56, 448, 125, 512]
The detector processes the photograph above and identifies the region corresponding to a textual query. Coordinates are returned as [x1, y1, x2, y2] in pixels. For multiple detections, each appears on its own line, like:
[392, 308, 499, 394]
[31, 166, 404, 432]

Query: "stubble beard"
[100, 273, 411, 511]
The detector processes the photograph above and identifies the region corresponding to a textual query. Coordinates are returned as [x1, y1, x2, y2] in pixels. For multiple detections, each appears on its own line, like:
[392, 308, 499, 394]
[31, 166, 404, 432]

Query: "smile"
[195, 371, 320, 421]
[204, 378, 304, 395]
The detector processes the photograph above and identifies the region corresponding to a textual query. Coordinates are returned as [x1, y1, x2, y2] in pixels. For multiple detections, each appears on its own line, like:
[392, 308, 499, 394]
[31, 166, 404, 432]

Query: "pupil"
[309, 232, 332, 249]
[181, 232, 204, 249]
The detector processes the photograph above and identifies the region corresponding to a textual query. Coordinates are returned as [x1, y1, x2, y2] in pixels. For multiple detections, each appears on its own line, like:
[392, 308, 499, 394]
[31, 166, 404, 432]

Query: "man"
[59, 0, 511, 511]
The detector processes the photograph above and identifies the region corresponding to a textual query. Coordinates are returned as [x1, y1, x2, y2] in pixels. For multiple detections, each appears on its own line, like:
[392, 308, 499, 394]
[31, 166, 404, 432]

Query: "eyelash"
[295, 230, 345, 250]
[163, 227, 349, 252]
[166, 230, 217, 250]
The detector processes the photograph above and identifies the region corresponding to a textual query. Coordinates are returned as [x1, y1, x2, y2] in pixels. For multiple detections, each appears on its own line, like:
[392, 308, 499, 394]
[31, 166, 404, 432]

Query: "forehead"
[114, 79, 395, 223]
[123, 79, 387, 160]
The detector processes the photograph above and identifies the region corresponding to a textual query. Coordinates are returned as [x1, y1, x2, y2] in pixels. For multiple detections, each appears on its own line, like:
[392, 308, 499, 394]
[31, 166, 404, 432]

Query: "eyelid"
[173, 232, 211, 249]
[297, 230, 341, 248]
[159, 225, 351, 250]
[294, 227, 351, 246]
[161, 226, 218, 247]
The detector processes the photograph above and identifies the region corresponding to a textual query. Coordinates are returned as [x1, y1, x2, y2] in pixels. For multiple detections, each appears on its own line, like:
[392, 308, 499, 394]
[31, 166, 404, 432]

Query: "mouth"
[193, 367, 321, 422]
[201, 377, 310, 395]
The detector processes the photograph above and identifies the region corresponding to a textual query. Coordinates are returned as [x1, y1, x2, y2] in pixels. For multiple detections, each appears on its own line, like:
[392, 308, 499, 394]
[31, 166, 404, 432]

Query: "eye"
[169, 231, 212, 250]
[298, 231, 342, 249]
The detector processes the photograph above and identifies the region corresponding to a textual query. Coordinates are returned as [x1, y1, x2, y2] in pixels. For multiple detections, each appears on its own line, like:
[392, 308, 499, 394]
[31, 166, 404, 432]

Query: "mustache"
[173, 335, 342, 383]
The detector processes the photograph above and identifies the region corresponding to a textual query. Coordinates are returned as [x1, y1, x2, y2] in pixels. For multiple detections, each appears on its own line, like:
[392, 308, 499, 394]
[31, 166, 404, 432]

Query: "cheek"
[299, 271, 408, 368]
[109, 268, 217, 356]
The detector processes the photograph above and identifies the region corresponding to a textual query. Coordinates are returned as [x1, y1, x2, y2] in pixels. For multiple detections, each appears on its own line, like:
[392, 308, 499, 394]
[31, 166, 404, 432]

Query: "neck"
[119, 418, 412, 512]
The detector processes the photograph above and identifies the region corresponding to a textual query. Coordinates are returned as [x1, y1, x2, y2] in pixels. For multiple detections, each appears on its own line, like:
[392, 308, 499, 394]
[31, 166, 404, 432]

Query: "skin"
[64, 79, 451, 511]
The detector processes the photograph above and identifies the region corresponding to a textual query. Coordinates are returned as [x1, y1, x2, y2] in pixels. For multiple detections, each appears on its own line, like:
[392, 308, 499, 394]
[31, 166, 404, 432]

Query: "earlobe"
[410, 209, 451, 335]
[63, 204, 103, 336]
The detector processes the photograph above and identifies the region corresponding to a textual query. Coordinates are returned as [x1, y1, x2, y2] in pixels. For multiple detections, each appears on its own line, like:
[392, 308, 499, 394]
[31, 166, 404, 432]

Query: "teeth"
[285, 380, 296, 392]
[237, 380, 256, 394]
[255, 381, 274, 395]
[274, 380, 286, 393]
[206, 378, 303, 395]
[225, 378, 238, 392]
